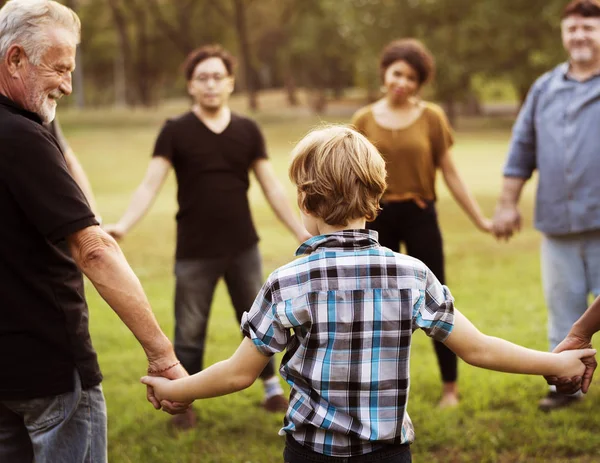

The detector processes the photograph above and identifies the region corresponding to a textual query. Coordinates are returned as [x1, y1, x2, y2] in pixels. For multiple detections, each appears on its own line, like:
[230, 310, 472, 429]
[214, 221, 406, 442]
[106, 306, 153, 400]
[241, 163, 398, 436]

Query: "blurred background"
[1, 0, 569, 120]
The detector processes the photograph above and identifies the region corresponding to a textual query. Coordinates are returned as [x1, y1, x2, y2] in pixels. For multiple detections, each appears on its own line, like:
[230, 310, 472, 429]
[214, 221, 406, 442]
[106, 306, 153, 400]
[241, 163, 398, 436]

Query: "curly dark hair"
[379, 38, 435, 86]
[563, 0, 600, 18]
[182, 44, 236, 81]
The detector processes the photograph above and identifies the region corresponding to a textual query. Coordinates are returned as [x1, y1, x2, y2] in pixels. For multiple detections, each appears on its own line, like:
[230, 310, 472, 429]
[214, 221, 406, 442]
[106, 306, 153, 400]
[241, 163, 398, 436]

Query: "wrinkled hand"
[492, 204, 521, 241]
[103, 223, 126, 241]
[545, 334, 597, 394]
[146, 361, 192, 414]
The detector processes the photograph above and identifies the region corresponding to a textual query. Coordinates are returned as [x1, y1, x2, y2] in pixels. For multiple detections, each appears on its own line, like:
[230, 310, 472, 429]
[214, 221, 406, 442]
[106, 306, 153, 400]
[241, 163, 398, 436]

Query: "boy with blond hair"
[142, 126, 594, 462]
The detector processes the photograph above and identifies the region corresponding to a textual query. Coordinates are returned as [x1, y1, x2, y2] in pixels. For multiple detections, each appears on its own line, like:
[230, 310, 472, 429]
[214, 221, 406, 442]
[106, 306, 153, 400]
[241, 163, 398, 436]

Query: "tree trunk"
[284, 68, 298, 106]
[107, 0, 133, 106]
[232, 0, 259, 111]
[444, 98, 458, 128]
[64, 0, 84, 108]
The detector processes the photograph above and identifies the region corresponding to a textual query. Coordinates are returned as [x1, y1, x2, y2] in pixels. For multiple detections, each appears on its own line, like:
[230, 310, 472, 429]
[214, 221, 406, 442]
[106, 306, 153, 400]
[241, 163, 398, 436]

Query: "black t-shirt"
[0, 94, 101, 400]
[153, 112, 268, 259]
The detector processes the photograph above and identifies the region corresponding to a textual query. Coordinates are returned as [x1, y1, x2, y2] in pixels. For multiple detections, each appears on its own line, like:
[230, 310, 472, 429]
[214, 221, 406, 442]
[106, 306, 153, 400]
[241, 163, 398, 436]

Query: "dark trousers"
[368, 200, 458, 383]
[284, 436, 411, 463]
[173, 244, 275, 379]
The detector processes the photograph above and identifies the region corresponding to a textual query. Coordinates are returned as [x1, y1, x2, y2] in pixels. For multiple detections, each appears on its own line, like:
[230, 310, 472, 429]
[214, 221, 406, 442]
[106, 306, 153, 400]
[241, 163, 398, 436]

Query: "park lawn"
[58, 98, 600, 463]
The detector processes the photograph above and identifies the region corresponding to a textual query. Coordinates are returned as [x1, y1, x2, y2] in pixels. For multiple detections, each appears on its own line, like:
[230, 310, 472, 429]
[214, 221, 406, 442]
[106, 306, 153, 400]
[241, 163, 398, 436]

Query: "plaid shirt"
[241, 230, 454, 457]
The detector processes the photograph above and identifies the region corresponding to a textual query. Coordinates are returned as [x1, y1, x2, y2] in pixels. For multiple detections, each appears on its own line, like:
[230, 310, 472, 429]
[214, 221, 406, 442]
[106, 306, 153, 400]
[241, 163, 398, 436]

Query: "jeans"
[174, 244, 276, 378]
[284, 435, 411, 463]
[369, 200, 457, 383]
[0, 370, 107, 463]
[541, 230, 600, 351]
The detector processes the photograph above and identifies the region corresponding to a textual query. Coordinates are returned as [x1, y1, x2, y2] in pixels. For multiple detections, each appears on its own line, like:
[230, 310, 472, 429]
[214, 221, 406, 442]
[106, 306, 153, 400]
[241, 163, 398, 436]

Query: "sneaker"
[169, 407, 197, 431]
[538, 391, 582, 412]
[261, 394, 289, 413]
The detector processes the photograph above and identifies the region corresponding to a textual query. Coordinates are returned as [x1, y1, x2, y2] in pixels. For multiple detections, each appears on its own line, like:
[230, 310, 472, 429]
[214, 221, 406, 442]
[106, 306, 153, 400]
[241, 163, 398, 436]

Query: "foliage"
[45, 0, 572, 110]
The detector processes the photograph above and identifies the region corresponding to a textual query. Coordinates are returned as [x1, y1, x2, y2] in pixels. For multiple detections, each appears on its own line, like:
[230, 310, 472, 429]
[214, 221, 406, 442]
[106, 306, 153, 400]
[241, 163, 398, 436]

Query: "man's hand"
[492, 203, 521, 241]
[545, 334, 597, 394]
[103, 223, 126, 241]
[146, 359, 192, 414]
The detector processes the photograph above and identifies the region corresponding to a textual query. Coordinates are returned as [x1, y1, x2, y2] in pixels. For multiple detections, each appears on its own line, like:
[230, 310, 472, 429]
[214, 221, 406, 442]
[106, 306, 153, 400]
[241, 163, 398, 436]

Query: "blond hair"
[0, 0, 80, 65]
[289, 125, 387, 226]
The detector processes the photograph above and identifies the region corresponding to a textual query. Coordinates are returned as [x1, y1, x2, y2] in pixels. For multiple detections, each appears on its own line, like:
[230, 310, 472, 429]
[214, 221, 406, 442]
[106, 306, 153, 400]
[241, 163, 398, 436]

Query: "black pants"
[284, 435, 411, 463]
[368, 200, 457, 383]
[173, 244, 275, 379]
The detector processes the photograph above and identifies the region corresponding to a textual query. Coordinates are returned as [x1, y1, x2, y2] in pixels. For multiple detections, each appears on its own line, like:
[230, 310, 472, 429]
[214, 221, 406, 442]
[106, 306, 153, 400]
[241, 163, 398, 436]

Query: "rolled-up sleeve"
[241, 279, 290, 356]
[503, 79, 545, 179]
[413, 268, 455, 342]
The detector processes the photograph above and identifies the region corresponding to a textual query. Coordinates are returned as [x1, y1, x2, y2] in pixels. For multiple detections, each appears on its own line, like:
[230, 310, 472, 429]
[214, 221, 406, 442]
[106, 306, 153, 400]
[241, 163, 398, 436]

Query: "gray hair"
[0, 0, 80, 65]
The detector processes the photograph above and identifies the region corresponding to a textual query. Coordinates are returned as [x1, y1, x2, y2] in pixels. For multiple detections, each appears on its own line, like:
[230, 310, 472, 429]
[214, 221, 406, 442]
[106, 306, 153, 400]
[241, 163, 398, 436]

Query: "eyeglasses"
[193, 73, 229, 84]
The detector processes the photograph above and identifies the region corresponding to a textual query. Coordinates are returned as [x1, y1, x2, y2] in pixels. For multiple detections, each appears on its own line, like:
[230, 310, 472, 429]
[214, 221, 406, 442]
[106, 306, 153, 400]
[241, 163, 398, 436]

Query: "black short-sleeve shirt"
[0, 95, 101, 399]
[153, 112, 268, 259]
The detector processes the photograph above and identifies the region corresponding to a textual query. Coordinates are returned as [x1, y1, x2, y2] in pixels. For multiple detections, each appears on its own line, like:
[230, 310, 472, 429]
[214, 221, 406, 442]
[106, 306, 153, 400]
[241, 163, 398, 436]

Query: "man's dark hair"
[563, 0, 600, 19]
[182, 44, 236, 81]
[379, 39, 435, 86]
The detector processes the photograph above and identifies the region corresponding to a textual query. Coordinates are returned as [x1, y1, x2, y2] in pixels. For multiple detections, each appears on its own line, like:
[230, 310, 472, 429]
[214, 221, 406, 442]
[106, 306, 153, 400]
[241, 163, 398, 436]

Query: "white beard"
[38, 97, 57, 124]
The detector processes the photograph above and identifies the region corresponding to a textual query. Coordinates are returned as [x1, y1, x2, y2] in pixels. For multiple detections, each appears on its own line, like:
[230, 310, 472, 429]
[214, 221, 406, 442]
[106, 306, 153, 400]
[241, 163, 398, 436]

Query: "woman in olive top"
[352, 38, 492, 408]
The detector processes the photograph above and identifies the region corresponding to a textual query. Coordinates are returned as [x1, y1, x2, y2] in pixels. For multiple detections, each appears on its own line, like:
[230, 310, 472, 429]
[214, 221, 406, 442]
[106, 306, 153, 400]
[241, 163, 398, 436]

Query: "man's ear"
[6, 44, 27, 76]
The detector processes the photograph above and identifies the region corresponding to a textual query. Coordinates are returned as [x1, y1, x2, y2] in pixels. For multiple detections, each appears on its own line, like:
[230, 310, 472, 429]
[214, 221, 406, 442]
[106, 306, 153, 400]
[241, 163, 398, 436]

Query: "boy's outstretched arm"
[141, 337, 271, 404]
[444, 309, 595, 378]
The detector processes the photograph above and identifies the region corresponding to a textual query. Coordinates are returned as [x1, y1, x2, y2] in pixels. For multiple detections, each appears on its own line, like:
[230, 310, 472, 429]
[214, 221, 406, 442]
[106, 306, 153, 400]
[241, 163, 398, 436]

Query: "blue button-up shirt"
[504, 62, 600, 235]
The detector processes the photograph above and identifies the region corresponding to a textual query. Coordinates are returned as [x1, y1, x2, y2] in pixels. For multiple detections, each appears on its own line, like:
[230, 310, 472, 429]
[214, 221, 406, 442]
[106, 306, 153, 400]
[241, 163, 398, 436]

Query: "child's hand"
[555, 348, 597, 379]
[141, 375, 175, 403]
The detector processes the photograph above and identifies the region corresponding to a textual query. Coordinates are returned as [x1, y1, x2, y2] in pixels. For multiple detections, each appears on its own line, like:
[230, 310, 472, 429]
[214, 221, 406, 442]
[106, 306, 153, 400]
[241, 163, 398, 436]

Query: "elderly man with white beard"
[0, 1, 189, 461]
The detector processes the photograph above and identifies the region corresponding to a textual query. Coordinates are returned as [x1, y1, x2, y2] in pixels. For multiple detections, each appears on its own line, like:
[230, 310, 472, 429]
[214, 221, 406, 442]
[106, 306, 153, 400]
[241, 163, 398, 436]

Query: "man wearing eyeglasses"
[104, 45, 310, 430]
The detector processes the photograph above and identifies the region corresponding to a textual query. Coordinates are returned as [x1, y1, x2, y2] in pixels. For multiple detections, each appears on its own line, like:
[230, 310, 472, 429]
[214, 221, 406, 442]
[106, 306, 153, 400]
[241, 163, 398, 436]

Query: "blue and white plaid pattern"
[241, 230, 454, 457]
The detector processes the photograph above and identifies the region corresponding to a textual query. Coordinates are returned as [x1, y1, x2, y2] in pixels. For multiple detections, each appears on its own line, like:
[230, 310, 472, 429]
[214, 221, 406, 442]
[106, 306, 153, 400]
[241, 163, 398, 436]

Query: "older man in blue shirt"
[493, 0, 600, 411]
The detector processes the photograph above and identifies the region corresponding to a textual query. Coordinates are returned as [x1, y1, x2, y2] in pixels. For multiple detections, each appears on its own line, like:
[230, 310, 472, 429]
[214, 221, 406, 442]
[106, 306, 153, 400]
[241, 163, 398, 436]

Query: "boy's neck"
[317, 218, 367, 235]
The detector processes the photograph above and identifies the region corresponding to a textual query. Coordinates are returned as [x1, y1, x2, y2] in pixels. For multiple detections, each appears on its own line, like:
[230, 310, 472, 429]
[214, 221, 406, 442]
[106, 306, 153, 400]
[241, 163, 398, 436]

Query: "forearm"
[159, 337, 269, 402]
[265, 186, 307, 240]
[164, 358, 254, 402]
[571, 296, 600, 339]
[65, 150, 98, 215]
[466, 335, 564, 376]
[443, 168, 487, 227]
[497, 176, 527, 207]
[75, 237, 173, 361]
[117, 185, 159, 233]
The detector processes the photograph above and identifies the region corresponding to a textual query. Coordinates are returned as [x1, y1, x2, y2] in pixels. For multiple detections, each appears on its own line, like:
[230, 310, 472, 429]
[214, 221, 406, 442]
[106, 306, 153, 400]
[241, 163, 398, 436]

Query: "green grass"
[57, 96, 600, 463]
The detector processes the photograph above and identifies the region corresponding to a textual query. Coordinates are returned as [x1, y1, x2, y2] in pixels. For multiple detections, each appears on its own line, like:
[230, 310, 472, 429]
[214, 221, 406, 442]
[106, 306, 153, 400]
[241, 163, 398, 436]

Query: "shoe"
[261, 394, 288, 413]
[538, 391, 582, 412]
[169, 407, 197, 431]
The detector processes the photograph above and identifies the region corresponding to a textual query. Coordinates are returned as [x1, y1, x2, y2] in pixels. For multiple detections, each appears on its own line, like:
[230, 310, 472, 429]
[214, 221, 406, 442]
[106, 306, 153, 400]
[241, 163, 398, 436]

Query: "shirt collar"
[0, 92, 42, 124]
[295, 229, 380, 256]
[561, 61, 600, 81]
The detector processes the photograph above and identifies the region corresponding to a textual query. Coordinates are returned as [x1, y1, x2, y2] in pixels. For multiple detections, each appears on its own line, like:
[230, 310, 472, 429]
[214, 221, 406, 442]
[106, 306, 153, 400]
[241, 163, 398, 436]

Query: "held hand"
[141, 375, 174, 403]
[145, 360, 192, 414]
[477, 217, 494, 234]
[102, 223, 126, 241]
[492, 204, 521, 241]
[546, 334, 597, 394]
[553, 348, 597, 384]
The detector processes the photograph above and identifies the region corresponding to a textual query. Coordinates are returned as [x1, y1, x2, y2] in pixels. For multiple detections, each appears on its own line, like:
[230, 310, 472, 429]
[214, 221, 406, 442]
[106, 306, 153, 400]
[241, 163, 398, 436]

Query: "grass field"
[57, 93, 600, 463]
